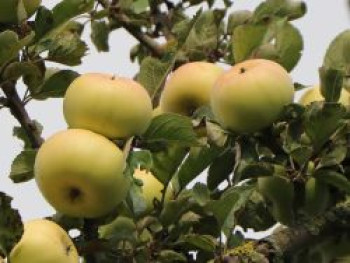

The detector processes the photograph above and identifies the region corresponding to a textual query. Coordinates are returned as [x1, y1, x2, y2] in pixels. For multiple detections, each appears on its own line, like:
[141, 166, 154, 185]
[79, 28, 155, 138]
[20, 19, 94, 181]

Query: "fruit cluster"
[11, 58, 315, 262]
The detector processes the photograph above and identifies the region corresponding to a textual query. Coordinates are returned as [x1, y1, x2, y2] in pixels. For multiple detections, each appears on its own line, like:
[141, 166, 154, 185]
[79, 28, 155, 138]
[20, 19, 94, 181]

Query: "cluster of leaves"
[2, 0, 350, 262]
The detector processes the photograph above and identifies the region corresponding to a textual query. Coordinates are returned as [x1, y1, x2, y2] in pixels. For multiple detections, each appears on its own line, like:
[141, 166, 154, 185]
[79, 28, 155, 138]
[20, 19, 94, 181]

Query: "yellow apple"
[0, 0, 41, 24]
[211, 59, 294, 133]
[133, 169, 173, 211]
[10, 219, 79, 263]
[152, 106, 163, 118]
[160, 62, 224, 116]
[299, 85, 350, 105]
[34, 129, 129, 218]
[63, 73, 153, 139]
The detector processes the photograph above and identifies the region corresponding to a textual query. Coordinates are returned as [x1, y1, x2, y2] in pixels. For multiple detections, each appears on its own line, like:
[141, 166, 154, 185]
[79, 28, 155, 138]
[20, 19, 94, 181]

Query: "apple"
[0, 0, 41, 24]
[160, 62, 224, 116]
[34, 129, 129, 218]
[63, 73, 153, 139]
[152, 106, 163, 118]
[133, 168, 173, 211]
[299, 85, 350, 105]
[9, 219, 79, 263]
[210, 59, 294, 133]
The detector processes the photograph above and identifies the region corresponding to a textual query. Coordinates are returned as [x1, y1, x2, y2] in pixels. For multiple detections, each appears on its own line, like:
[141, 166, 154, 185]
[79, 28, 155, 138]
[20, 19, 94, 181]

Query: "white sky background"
[1, 0, 350, 223]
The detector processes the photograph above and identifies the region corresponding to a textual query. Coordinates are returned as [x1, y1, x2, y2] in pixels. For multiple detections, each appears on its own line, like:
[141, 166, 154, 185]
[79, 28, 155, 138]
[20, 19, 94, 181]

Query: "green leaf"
[207, 149, 235, 190]
[34, 7, 55, 40]
[9, 150, 37, 183]
[143, 113, 198, 146]
[13, 121, 43, 149]
[177, 145, 222, 189]
[253, 0, 307, 22]
[178, 234, 217, 252]
[317, 142, 347, 169]
[192, 183, 211, 206]
[150, 144, 188, 185]
[32, 69, 79, 100]
[234, 19, 303, 71]
[160, 191, 193, 226]
[32, 21, 87, 66]
[206, 184, 255, 236]
[323, 30, 350, 71]
[132, 0, 149, 14]
[98, 216, 137, 244]
[3, 61, 44, 90]
[235, 191, 275, 232]
[137, 56, 174, 100]
[52, 0, 94, 26]
[0, 30, 34, 67]
[315, 170, 350, 194]
[227, 10, 252, 35]
[127, 181, 148, 217]
[174, 10, 225, 60]
[127, 150, 153, 172]
[233, 23, 268, 63]
[158, 250, 187, 262]
[303, 102, 346, 152]
[319, 67, 344, 103]
[47, 31, 88, 66]
[91, 20, 109, 52]
[0, 192, 23, 257]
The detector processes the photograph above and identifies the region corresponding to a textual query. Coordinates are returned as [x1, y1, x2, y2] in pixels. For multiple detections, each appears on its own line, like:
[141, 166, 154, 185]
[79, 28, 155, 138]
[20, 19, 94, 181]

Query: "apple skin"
[63, 73, 153, 139]
[10, 219, 79, 263]
[160, 62, 224, 116]
[133, 169, 173, 212]
[299, 85, 350, 105]
[211, 59, 294, 133]
[0, 0, 41, 24]
[34, 129, 130, 218]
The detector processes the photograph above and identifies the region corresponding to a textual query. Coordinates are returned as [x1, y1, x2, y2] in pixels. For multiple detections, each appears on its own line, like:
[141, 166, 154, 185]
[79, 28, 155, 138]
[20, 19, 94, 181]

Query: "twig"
[1, 81, 43, 148]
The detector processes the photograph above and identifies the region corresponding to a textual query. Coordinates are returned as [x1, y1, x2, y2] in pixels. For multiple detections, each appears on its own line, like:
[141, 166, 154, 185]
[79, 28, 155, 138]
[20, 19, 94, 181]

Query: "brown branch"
[1, 81, 43, 148]
[96, 0, 164, 58]
[227, 199, 350, 262]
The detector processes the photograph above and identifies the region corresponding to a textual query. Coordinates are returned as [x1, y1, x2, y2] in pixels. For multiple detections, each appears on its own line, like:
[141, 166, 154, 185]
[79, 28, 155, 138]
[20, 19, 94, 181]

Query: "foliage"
[2, 0, 350, 262]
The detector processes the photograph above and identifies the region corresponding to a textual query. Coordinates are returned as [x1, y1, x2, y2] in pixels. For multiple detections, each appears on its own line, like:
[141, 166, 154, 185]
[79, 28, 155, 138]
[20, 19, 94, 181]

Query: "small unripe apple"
[10, 219, 79, 263]
[35, 129, 129, 218]
[211, 59, 294, 133]
[63, 73, 153, 139]
[160, 62, 224, 116]
[299, 85, 350, 105]
[0, 0, 41, 24]
[133, 169, 173, 212]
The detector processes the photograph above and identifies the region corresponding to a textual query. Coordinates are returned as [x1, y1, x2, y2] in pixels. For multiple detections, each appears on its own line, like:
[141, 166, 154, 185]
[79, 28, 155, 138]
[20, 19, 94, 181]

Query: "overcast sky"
[1, 0, 349, 222]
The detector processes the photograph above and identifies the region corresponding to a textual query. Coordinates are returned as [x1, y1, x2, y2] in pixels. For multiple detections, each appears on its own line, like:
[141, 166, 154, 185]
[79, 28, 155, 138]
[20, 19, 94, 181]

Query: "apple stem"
[240, 67, 246, 74]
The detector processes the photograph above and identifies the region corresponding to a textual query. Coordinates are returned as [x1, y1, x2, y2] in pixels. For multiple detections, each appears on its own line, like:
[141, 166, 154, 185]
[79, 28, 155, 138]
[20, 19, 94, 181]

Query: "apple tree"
[2, 0, 350, 262]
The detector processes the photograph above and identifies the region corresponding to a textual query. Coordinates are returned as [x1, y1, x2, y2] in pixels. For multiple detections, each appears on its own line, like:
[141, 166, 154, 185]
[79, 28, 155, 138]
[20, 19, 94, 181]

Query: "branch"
[227, 199, 350, 262]
[1, 81, 43, 148]
[82, 219, 99, 263]
[96, 0, 164, 58]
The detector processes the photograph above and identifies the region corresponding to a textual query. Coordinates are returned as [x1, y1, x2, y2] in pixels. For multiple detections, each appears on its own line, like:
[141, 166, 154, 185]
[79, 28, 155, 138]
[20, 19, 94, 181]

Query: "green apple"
[63, 73, 153, 139]
[299, 85, 350, 105]
[0, 0, 41, 24]
[10, 219, 79, 263]
[133, 169, 173, 211]
[34, 129, 129, 218]
[160, 62, 224, 116]
[210, 59, 294, 133]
